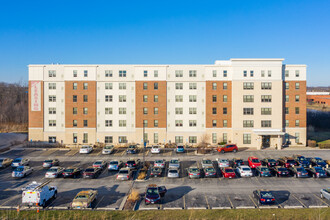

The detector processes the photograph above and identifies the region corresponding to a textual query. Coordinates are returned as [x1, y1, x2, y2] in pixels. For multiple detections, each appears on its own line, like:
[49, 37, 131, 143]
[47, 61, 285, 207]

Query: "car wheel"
[314, 174, 316, 178]
[42, 200, 46, 208]
[295, 174, 298, 178]
[53, 191, 57, 199]
[233, 149, 237, 153]
[321, 193, 324, 199]
[221, 150, 225, 154]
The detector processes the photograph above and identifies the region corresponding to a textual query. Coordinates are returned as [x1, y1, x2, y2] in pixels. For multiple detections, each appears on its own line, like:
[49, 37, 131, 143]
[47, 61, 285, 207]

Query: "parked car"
[22, 181, 57, 208]
[220, 167, 236, 178]
[325, 167, 330, 176]
[311, 157, 327, 168]
[270, 166, 290, 177]
[12, 166, 33, 178]
[253, 190, 275, 205]
[79, 145, 93, 154]
[71, 190, 98, 209]
[83, 167, 102, 179]
[151, 167, 163, 177]
[201, 158, 213, 168]
[45, 166, 65, 178]
[126, 145, 137, 154]
[217, 144, 238, 154]
[277, 157, 297, 168]
[62, 167, 82, 178]
[0, 158, 13, 168]
[169, 158, 180, 169]
[167, 168, 179, 178]
[320, 188, 330, 200]
[229, 158, 245, 168]
[151, 145, 161, 154]
[126, 159, 140, 170]
[102, 145, 114, 155]
[255, 166, 272, 177]
[43, 159, 59, 168]
[248, 157, 261, 169]
[288, 166, 309, 178]
[293, 155, 310, 168]
[236, 165, 253, 177]
[187, 167, 201, 179]
[116, 168, 132, 181]
[306, 166, 327, 178]
[108, 160, 123, 171]
[92, 160, 107, 170]
[216, 158, 230, 168]
[11, 158, 29, 168]
[176, 145, 185, 153]
[261, 158, 278, 168]
[145, 184, 167, 205]
[203, 167, 217, 178]
[154, 159, 166, 169]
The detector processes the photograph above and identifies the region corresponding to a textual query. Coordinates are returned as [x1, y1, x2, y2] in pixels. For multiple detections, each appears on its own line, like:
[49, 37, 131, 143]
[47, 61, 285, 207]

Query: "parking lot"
[1, 147, 330, 210]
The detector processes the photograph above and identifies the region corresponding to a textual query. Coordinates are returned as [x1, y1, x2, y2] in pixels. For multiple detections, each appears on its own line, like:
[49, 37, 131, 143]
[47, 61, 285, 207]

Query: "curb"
[258, 206, 279, 209]
[119, 196, 128, 210]
[212, 207, 232, 209]
[138, 207, 159, 210]
[186, 207, 207, 210]
[309, 205, 328, 208]
[283, 205, 304, 209]
[235, 206, 255, 209]
[96, 207, 119, 210]
[163, 207, 184, 210]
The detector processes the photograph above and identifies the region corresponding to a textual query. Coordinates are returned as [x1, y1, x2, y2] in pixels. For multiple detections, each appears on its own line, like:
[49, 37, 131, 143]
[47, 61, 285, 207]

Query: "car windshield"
[94, 161, 102, 165]
[297, 168, 305, 172]
[75, 195, 88, 199]
[203, 160, 212, 164]
[104, 146, 113, 149]
[260, 192, 273, 198]
[152, 168, 160, 171]
[119, 170, 128, 174]
[110, 161, 118, 165]
[268, 159, 276, 163]
[85, 168, 95, 172]
[64, 169, 74, 172]
[129, 145, 136, 149]
[169, 169, 178, 173]
[127, 161, 135, 164]
[190, 168, 199, 172]
[82, 146, 89, 149]
[155, 160, 163, 163]
[315, 167, 323, 171]
[48, 168, 58, 172]
[44, 160, 53, 163]
[278, 168, 287, 171]
[0, 159, 4, 162]
[13, 159, 21, 162]
[170, 160, 178, 164]
[298, 157, 306, 161]
[260, 168, 269, 171]
[252, 159, 260, 163]
[177, 146, 184, 148]
[242, 168, 251, 171]
[15, 168, 24, 171]
[147, 188, 159, 195]
[153, 146, 159, 149]
[287, 160, 295, 163]
[220, 160, 228, 163]
[226, 169, 233, 172]
[316, 159, 324, 163]
[206, 168, 215, 172]
[236, 160, 243, 163]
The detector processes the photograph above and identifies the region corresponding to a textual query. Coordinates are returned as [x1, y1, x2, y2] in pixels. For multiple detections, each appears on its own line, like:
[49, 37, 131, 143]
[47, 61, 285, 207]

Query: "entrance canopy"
[253, 129, 285, 136]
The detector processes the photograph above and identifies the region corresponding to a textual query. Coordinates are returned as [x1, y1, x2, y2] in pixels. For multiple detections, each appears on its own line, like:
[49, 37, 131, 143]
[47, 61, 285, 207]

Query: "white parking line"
[95, 196, 104, 208]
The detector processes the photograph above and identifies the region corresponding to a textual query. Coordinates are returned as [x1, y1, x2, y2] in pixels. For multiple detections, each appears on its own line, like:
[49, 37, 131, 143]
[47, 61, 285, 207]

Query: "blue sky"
[0, 0, 329, 86]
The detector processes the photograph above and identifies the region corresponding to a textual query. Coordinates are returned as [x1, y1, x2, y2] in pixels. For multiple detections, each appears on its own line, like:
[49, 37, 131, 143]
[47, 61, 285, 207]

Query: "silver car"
[45, 166, 64, 178]
[116, 168, 132, 181]
[108, 160, 123, 171]
[216, 158, 229, 168]
[154, 159, 166, 168]
[43, 159, 59, 168]
[12, 166, 33, 178]
[201, 158, 213, 168]
[320, 188, 330, 200]
[11, 158, 29, 168]
[102, 145, 114, 155]
[167, 168, 180, 178]
[169, 158, 180, 169]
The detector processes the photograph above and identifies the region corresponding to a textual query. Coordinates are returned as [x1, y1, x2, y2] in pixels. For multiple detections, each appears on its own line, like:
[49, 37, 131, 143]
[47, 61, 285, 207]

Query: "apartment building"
[28, 58, 307, 149]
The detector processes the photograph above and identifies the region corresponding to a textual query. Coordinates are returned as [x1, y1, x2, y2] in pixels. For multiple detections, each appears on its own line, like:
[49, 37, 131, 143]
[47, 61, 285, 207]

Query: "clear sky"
[0, 0, 329, 86]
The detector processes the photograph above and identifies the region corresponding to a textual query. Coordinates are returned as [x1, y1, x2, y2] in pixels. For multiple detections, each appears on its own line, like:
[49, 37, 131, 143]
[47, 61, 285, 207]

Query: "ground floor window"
[48, 136, 56, 143]
[143, 133, 148, 142]
[189, 136, 197, 143]
[295, 133, 300, 143]
[243, 134, 251, 144]
[83, 133, 88, 143]
[105, 136, 113, 143]
[223, 133, 227, 143]
[73, 133, 77, 143]
[154, 133, 158, 144]
[119, 136, 127, 143]
[175, 136, 183, 144]
[212, 133, 217, 144]
[285, 133, 289, 144]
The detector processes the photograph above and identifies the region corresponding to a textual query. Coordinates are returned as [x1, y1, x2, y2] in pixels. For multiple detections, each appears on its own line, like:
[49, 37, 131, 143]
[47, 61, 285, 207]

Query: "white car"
[154, 159, 166, 168]
[11, 158, 30, 168]
[320, 188, 330, 200]
[45, 167, 65, 178]
[216, 158, 229, 168]
[12, 166, 33, 178]
[80, 145, 93, 154]
[169, 158, 180, 169]
[236, 165, 253, 177]
[151, 145, 161, 154]
[167, 168, 180, 178]
[102, 145, 114, 155]
[22, 181, 57, 207]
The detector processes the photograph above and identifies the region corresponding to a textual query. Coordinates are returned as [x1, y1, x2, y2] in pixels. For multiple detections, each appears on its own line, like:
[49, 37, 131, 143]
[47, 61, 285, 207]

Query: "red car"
[220, 167, 236, 178]
[217, 144, 238, 154]
[248, 157, 261, 168]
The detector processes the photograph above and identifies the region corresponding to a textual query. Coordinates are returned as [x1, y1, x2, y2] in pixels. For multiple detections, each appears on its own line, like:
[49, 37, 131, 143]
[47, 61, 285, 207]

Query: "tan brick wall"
[205, 81, 232, 128]
[135, 81, 167, 128]
[65, 81, 96, 128]
[284, 81, 306, 127]
[28, 81, 44, 128]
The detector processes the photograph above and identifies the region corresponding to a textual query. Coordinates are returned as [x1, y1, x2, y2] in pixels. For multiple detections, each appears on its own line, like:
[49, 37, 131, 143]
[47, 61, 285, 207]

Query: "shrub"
[127, 189, 140, 202]
[319, 144, 330, 149]
[308, 140, 317, 147]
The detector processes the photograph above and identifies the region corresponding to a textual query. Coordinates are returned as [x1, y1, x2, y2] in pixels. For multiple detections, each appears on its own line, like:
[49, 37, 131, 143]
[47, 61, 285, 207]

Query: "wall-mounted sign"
[31, 81, 41, 111]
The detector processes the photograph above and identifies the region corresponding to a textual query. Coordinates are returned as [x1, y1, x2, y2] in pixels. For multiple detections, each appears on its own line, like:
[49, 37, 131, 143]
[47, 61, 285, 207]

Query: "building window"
[295, 95, 300, 102]
[212, 133, 217, 144]
[105, 120, 112, 127]
[154, 120, 158, 127]
[261, 82, 272, 90]
[154, 83, 158, 90]
[189, 108, 197, 114]
[119, 107, 126, 114]
[223, 133, 227, 143]
[223, 95, 228, 102]
[212, 120, 217, 127]
[295, 120, 300, 127]
[223, 120, 228, 127]
[73, 70, 77, 77]
[144, 70, 148, 77]
[175, 70, 183, 77]
[154, 95, 158, 102]
[212, 83, 217, 90]
[285, 70, 289, 77]
[105, 136, 113, 143]
[105, 70, 113, 77]
[143, 82, 148, 90]
[212, 70, 217, 77]
[49, 95, 56, 102]
[243, 95, 254, 102]
[49, 107, 56, 114]
[285, 107, 289, 114]
[243, 120, 254, 128]
[212, 107, 217, 114]
[261, 120, 272, 127]
[49, 120, 56, 127]
[73, 83, 77, 90]
[119, 83, 126, 90]
[143, 107, 148, 115]
[189, 95, 197, 102]
[83, 95, 88, 102]
[243, 134, 251, 144]
[73, 120, 77, 127]
[175, 83, 183, 90]
[268, 70, 272, 77]
[143, 95, 148, 102]
[250, 70, 254, 77]
[189, 120, 197, 127]
[154, 70, 158, 77]
[295, 107, 300, 114]
[243, 82, 254, 90]
[154, 107, 158, 115]
[212, 95, 217, 102]
[105, 83, 113, 90]
[105, 108, 112, 114]
[175, 120, 183, 127]
[261, 108, 272, 115]
[285, 120, 289, 127]
[223, 107, 227, 115]
[83, 83, 88, 90]
[118, 136, 127, 143]
[154, 133, 158, 143]
[119, 95, 126, 102]
[83, 120, 88, 127]
[261, 70, 265, 77]
[189, 136, 197, 143]
[261, 95, 272, 102]
[105, 95, 113, 102]
[175, 108, 183, 114]
[175, 95, 183, 102]
[285, 82, 289, 90]
[243, 70, 247, 77]
[73, 107, 77, 115]
[48, 70, 56, 77]
[223, 70, 227, 77]
[143, 120, 148, 127]
[72, 95, 77, 102]
[189, 70, 197, 77]
[189, 83, 197, 90]
[84, 70, 88, 77]
[119, 120, 126, 127]
[73, 133, 77, 143]
[144, 133, 148, 142]
[223, 82, 227, 90]
[175, 136, 183, 144]
[119, 70, 127, 77]
[83, 133, 88, 143]
[295, 70, 300, 77]
[295, 133, 300, 143]
[243, 108, 254, 115]
[295, 83, 300, 90]
[285, 95, 289, 102]
[49, 83, 56, 90]
[49, 136, 56, 143]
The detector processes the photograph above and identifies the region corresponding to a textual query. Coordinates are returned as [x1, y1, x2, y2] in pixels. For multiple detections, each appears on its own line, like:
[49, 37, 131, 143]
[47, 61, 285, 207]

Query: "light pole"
[143, 120, 146, 167]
